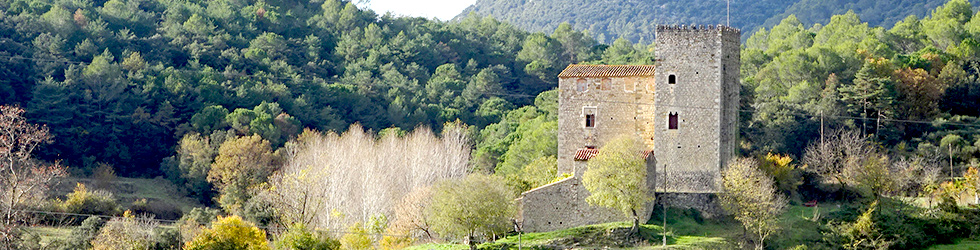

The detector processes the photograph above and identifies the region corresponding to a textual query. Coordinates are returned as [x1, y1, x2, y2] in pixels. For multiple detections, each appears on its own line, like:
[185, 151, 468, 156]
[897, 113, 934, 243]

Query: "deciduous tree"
[719, 158, 787, 250]
[582, 135, 650, 235]
[209, 135, 279, 214]
[427, 174, 514, 250]
[0, 105, 68, 247]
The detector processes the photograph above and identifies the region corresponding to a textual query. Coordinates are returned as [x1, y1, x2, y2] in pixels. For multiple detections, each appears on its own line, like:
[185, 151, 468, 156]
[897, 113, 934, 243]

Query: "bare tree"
[891, 156, 941, 197]
[803, 129, 873, 190]
[267, 123, 469, 231]
[720, 158, 787, 250]
[0, 105, 68, 246]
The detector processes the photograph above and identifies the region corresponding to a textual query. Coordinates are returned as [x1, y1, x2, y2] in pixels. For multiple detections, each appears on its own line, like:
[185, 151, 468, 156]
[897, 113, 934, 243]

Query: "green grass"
[24, 226, 72, 246]
[928, 241, 980, 250]
[53, 176, 202, 212]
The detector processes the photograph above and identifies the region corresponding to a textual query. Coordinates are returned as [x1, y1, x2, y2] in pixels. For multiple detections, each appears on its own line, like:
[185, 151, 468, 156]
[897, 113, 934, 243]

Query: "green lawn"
[928, 241, 980, 250]
[406, 204, 842, 250]
[24, 226, 72, 246]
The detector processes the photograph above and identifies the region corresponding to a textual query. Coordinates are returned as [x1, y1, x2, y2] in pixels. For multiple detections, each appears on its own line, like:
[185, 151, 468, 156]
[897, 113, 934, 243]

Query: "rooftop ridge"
[557, 64, 657, 78]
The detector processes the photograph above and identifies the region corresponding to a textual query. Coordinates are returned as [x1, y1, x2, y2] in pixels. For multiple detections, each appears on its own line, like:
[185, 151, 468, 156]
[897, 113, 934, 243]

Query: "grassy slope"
[52, 176, 202, 212]
[407, 204, 837, 249]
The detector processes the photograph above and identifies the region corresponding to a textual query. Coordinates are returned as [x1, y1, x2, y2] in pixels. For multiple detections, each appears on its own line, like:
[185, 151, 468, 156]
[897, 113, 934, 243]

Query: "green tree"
[839, 59, 897, 137]
[719, 158, 787, 250]
[581, 135, 650, 235]
[184, 215, 270, 250]
[427, 174, 515, 250]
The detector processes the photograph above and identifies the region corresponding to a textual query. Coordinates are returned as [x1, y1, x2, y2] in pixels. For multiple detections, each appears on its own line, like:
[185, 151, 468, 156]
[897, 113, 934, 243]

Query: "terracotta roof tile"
[574, 148, 654, 161]
[558, 64, 657, 78]
[574, 148, 600, 161]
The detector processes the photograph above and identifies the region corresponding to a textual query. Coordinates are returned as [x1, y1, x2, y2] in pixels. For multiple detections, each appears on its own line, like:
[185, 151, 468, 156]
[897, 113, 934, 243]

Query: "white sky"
[359, 0, 479, 20]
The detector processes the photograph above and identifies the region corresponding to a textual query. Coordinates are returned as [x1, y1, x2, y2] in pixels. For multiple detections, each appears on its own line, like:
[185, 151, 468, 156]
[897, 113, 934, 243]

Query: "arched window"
[668, 74, 676, 84]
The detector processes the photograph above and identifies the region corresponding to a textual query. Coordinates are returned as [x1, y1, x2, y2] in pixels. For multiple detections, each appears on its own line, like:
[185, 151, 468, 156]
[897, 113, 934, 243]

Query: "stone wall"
[518, 176, 653, 232]
[654, 193, 725, 218]
[556, 75, 656, 175]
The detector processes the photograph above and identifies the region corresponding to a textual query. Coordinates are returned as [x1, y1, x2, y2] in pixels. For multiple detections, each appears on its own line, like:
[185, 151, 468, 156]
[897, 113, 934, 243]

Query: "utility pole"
[662, 163, 668, 248]
[950, 143, 954, 178]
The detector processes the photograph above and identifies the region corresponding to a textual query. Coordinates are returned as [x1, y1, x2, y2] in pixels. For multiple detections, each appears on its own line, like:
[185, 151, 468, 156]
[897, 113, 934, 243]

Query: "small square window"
[576, 78, 588, 92]
[668, 112, 678, 130]
[668, 74, 676, 84]
[585, 114, 595, 128]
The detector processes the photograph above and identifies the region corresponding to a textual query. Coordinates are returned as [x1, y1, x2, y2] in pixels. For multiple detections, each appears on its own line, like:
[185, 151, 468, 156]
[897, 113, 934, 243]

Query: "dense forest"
[3, 0, 980, 248]
[458, 0, 978, 43]
[0, 0, 654, 179]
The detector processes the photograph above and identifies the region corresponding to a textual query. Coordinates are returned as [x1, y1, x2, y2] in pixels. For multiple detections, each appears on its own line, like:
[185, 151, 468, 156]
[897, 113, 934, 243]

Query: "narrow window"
[668, 74, 676, 84]
[583, 106, 597, 128]
[668, 112, 678, 130]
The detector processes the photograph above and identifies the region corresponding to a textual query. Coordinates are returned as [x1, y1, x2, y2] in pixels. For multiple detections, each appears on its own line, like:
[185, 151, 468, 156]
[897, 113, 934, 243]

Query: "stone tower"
[652, 25, 740, 193]
[518, 25, 740, 233]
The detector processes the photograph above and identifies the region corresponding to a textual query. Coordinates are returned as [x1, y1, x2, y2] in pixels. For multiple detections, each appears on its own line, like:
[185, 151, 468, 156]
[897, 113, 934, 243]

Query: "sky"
[359, 0, 479, 20]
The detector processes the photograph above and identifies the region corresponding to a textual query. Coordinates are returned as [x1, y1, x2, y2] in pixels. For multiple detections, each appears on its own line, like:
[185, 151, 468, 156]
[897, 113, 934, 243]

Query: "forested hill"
[457, 0, 975, 43]
[0, 0, 650, 177]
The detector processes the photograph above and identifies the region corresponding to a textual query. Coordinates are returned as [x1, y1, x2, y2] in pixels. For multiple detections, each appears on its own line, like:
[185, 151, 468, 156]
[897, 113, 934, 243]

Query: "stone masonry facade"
[518, 25, 740, 232]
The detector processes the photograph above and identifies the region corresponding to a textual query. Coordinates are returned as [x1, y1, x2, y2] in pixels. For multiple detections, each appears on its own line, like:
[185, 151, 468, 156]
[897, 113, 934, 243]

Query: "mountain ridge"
[456, 0, 978, 43]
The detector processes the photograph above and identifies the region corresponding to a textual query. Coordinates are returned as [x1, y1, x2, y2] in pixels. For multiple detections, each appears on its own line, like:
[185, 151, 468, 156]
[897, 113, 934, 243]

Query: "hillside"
[457, 0, 976, 43]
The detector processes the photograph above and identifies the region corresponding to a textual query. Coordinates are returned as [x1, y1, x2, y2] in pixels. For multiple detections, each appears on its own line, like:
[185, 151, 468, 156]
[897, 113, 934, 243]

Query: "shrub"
[92, 162, 117, 190]
[339, 223, 372, 250]
[273, 224, 340, 250]
[130, 199, 183, 221]
[184, 215, 270, 250]
[151, 226, 181, 250]
[60, 183, 121, 216]
[60, 216, 105, 250]
[178, 207, 221, 243]
[90, 212, 159, 250]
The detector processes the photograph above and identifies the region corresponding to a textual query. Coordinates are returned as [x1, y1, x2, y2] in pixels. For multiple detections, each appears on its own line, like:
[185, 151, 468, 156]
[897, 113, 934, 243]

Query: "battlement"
[655, 24, 741, 37]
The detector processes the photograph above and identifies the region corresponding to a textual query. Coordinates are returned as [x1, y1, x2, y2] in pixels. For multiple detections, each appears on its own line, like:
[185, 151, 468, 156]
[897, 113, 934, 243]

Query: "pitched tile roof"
[574, 148, 600, 161]
[558, 64, 657, 78]
[574, 148, 654, 161]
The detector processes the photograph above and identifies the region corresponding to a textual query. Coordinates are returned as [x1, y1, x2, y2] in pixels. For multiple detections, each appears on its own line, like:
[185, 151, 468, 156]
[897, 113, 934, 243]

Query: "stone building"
[517, 24, 741, 232]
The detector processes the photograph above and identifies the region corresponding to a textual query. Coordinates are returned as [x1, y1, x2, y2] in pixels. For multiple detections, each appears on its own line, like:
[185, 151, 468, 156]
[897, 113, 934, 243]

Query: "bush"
[130, 199, 183, 221]
[274, 224, 340, 250]
[184, 215, 270, 250]
[60, 183, 121, 217]
[339, 223, 373, 250]
[178, 207, 221, 243]
[151, 226, 181, 250]
[90, 212, 159, 250]
[59, 216, 105, 250]
[92, 162, 117, 190]
[822, 198, 972, 249]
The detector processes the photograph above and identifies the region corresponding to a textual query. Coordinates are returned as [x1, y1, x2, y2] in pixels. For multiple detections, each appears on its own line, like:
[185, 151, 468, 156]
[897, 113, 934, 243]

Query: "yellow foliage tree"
[208, 135, 279, 214]
[184, 215, 270, 250]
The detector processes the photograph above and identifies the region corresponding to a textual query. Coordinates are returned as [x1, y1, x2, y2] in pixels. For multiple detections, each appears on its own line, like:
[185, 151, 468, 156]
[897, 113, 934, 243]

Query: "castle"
[517, 25, 741, 232]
